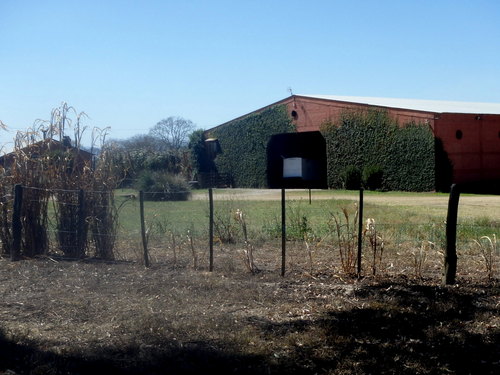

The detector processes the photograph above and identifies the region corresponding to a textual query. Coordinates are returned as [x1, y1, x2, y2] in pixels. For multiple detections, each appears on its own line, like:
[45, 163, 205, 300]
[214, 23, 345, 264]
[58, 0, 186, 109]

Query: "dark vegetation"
[205, 106, 450, 191]
[135, 170, 191, 201]
[321, 109, 440, 191]
[207, 105, 296, 188]
[188, 129, 216, 178]
[106, 117, 197, 200]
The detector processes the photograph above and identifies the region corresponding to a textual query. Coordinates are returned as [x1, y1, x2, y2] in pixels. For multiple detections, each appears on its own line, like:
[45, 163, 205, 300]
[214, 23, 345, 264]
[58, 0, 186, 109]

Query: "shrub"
[343, 165, 362, 190]
[213, 203, 240, 244]
[135, 171, 191, 201]
[362, 165, 384, 190]
[107, 149, 184, 188]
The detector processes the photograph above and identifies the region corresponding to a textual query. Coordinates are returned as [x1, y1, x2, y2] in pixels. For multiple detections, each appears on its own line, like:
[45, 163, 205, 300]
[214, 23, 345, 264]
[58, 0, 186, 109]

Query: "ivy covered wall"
[207, 105, 295, 188]
[208, 105, 439, 191]
[321, 109, 436, 191]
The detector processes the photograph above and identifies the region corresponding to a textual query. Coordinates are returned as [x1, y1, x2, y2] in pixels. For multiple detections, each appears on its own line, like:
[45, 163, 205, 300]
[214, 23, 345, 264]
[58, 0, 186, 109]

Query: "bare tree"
[149, 116, 196, 152]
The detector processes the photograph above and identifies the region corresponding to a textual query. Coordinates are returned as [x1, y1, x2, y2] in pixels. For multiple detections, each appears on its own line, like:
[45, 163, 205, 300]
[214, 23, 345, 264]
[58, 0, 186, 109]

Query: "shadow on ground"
[0, 329, 269, 375]
[1, 281, 499, 374]
[250, 281, 500, 374]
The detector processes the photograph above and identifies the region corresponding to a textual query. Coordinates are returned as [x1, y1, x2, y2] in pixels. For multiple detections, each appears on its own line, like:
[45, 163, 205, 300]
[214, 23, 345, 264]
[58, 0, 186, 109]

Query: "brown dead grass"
[0, 243, 499, 374]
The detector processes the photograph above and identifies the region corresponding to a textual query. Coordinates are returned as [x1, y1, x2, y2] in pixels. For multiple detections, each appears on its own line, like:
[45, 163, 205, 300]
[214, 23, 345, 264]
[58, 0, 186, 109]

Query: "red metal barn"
[283, 95, 500, 188]
[206, 95, 500, 191]
[206, 95, 500, 192]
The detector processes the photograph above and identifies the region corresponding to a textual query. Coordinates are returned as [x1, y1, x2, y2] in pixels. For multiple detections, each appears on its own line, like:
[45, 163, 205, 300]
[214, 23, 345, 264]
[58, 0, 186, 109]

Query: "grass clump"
[135, 171, 191, 201]
[328, 204, 359, 275]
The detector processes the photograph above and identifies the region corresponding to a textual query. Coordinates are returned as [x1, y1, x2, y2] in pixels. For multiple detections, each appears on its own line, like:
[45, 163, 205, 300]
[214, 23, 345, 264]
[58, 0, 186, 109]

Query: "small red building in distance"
[226, 94, 500, 186]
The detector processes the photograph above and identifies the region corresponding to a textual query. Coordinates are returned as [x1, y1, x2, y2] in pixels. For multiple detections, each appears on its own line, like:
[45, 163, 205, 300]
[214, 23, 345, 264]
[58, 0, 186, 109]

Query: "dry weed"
[473, 235, 497, 280]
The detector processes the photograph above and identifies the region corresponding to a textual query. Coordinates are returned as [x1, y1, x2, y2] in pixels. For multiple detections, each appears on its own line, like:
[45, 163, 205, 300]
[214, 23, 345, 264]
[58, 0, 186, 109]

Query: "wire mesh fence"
[1, 185, 118, 260]
[113, 188, 500, 281]
[1, 186, 498, 281]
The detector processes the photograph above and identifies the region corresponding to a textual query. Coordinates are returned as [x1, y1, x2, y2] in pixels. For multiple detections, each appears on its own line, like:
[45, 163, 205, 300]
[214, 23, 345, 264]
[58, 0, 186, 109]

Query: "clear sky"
[1, 0, 500, 148]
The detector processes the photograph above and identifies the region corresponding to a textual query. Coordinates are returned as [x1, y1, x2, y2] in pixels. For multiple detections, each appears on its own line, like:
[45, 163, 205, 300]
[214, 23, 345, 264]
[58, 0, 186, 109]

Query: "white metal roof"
[299, 95, 500, 115]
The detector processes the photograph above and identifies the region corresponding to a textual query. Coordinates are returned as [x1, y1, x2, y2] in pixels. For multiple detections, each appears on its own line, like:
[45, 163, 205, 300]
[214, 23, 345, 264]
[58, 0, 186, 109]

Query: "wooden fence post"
[11, 184, 23, 261]
[139, 190, 150, 268]
[209, 188, 214, 272]
[357, 188, 364, 278]
[444, 183, 460, 285]
[281, 188, 286, 277]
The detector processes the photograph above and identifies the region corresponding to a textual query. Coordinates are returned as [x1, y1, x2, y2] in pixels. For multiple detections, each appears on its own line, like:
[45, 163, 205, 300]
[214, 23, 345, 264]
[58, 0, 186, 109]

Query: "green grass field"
[115, 188, 499, 250]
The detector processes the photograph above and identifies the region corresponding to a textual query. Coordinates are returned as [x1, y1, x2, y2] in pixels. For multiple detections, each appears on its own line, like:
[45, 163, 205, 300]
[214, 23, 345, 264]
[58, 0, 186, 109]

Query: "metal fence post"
[139, 190, 150, 268]
[209, 188, 214, 272]
[444, 183, 460, 285]
[357, 188, 364, 278]
[281, 188, 286, 277]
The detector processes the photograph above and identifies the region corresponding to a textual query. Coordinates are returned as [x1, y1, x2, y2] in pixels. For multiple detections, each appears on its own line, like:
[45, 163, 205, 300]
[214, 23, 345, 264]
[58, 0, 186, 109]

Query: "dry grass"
[2, 187, 497, 372]
[0, 238, 499, 374]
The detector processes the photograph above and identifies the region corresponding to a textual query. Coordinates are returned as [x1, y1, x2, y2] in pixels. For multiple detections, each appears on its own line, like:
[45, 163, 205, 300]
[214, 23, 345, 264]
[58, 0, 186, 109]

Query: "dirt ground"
[1, 189, 499, 374]
[0, 253, 499, 375]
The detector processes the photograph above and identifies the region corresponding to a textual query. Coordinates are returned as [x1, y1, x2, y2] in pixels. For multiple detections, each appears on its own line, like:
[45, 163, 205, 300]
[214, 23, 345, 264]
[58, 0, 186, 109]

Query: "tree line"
[106, 116, 211, 200]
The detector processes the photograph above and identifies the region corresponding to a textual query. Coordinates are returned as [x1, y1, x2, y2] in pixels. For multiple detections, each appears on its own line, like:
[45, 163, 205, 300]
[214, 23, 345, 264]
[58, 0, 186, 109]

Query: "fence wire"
[1, 186, 499, 280]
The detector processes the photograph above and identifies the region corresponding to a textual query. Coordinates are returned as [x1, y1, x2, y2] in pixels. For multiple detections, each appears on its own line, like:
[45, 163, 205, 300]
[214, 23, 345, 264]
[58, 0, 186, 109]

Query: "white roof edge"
[298, 94, 500, 115]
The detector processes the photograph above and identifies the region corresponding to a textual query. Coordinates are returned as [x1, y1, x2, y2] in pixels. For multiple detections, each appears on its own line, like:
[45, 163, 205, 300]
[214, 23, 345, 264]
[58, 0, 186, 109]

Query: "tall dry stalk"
[304, 237, 313, 274]
[88, 190, 117, 260]
[364, 218, 384, 276]
[22, 187, 50, 257]
[8, 132, 51, 257]
[0, 123, 10, 255]
[46, 107, 91, 258]
[234, 209, 258, 274]
[330, 205, 358, 275]
[187, 229, 198, 269]
[52, 173, 90, 258]
[88, 141, 120, 260]
[303, 232, 329, 275]
[0, 169, 13, 256]
[0, 103, 120, 260]
[473, 235, 497, 281]
[170, 231, 178, 266]
[412, 240, 434, 278]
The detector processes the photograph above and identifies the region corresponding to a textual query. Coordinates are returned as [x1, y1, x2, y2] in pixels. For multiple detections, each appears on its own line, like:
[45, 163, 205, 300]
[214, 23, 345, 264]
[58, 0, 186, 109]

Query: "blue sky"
[1, 0, 500, 148]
